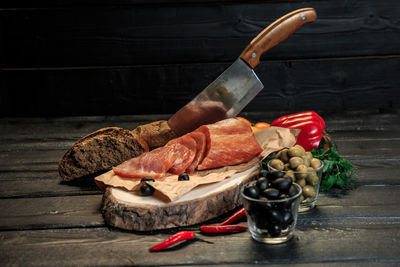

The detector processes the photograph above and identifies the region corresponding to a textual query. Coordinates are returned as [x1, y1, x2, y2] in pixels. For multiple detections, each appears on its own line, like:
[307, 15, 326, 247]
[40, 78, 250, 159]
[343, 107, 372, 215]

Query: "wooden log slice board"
[101, 164, 260, 231]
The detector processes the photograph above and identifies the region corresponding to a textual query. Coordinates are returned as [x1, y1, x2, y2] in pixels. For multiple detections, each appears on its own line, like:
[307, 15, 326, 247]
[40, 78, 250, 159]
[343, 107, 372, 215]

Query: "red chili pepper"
[200, 225, 248, 233]
[270, 111, 326, 151]
[149, 231, 195, 252]
[220, 208, 246, 226]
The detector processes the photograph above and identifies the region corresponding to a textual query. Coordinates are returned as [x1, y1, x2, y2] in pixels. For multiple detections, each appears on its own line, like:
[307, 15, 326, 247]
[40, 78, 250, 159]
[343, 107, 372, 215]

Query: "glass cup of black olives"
[240, 174, 302, 244]
[267, 158, 324, 212]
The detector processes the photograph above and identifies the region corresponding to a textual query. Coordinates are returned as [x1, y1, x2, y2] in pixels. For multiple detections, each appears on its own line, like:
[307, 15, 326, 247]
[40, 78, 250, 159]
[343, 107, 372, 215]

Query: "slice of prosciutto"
[113, 118, 263, 179]
[112, 145, 178, 179]
[185, 131, 207, 174]
[196, 118, 263, 170]
[168, 134, 197, 175]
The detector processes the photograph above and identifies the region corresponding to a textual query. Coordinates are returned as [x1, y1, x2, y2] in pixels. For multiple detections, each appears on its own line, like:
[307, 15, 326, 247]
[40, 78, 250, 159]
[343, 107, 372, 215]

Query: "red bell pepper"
[270, 111, 326, 151]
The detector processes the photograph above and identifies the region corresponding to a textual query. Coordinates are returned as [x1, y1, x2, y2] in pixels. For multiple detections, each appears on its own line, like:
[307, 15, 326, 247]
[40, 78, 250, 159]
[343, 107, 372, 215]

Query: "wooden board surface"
[1, 110, 400, 265]
[101, 166, 259, 231]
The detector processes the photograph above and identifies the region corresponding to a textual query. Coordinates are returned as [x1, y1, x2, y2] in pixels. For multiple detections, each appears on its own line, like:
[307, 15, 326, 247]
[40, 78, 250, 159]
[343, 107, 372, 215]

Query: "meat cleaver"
[168, 8, 317, 136]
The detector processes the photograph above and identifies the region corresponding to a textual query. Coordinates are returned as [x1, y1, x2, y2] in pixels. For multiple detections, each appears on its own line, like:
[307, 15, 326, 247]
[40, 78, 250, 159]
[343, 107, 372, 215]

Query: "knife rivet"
[251, 52, 257, 58]
[301, 15, 307, 20]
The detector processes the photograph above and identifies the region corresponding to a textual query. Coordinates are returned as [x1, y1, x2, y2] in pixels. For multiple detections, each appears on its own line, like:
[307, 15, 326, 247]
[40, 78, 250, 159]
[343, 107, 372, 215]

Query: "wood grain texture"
[0, 158, 398, 199]
[1, 0, 400, 117]
[2, 56, 400, 117]
[239, 8, 317, 68]
[101, 168, 259, 231]
[0, 111, 400, 265]
[2, 1, 400, 67]
[2, 128, 399, 169]
[0, 111, 399, 200]
[1, 183, 399, 230]
[1, 223, 399, 266]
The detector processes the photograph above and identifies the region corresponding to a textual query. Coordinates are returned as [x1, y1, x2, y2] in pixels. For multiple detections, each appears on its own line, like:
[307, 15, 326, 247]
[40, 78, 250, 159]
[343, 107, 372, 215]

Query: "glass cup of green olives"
[267, 145, 324, 212]
[240, 177, 302, 244]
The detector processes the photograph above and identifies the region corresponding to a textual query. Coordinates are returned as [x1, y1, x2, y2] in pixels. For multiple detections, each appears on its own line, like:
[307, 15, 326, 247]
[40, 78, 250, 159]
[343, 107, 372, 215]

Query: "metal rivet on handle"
[301, 15, 307, 20]
[251, 52, 257, 58]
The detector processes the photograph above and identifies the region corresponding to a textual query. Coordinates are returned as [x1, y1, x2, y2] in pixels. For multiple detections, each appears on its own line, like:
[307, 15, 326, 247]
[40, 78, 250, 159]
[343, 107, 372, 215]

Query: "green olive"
[301, 155, 311, 167]
[289, 156, 304, 169]
[306, 167, 319, 186]
[300, 195, 305, 202]
[279, 148, 290, 163]
[283, 163, 290, 171]
[304, 151, 313, 160]
[311, 158, 322, 169]
[288, 145, 306, 157]
[296, 178, 306, 187]
[295, 164, 308, 179]
[285, 170, 295, 182]
[269, 159, 284, 171]
[302, 185, 316, 198]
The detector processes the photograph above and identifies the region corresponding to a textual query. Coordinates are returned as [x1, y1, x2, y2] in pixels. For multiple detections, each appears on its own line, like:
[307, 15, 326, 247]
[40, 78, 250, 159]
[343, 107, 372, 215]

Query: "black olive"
[178, 173, 190, 181]
[259, 169, 268, 178]
[282, 210, 294, 228]
[271, 177, 292, 193]
[256, 177, 269, 191]
[288, 184, 299, 197]
[141, 177, 155, 182]
[279, 194, 289, 199]
[261, 188, 280, 200]
[267, 171, 285, 182]
[244, 185, 260, 199]
[267, 209, 283, 224]
[268, 224, 282, 237]
[140, 184, 155, 196]
[281, 198, 294, 211]
[255, 216, 269, 229]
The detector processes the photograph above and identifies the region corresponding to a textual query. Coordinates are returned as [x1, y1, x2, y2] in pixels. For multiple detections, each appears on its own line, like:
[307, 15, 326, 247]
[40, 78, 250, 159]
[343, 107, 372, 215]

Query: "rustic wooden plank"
[0, 178, 101, 198]
[1, 185, 399, 230]
[0, 158, 398, 198]
[1, 110, 399, 139]
[0, 194, 104, 230]
[1, 130, 399, 171]
[2, 56, 400, 117]
[2, 1, 400, 67]
[0, 121, 399, 198]
[1, 223, 399, 266]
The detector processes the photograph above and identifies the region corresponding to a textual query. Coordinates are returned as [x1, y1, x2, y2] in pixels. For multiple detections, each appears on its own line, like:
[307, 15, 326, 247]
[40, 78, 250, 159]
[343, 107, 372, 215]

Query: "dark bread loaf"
[58, 120, 178, 182]
[132, 120, 178, 150]
[58, 127, 149, 181]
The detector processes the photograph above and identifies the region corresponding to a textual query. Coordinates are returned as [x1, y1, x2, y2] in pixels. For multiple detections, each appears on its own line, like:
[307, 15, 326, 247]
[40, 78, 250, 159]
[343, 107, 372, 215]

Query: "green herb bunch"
[311, 136, 357, 191]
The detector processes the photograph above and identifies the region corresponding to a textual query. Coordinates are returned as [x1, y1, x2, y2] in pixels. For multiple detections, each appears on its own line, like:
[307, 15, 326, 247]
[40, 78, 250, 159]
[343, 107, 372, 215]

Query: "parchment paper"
[95, 126, 299, 202]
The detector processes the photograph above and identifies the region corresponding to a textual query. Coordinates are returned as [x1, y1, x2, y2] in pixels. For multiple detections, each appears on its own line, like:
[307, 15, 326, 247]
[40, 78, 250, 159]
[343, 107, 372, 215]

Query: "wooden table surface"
[1, 110, 400, 266]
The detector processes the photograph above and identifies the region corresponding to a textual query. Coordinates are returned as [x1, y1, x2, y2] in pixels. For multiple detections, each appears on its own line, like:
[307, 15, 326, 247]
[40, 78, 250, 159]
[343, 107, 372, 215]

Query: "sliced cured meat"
[197, 132, 262, 170]
[167, 134, 197, 175]
[202, 118, 252, 135]
[185, 131, 207, 174]
[112, 146, 178, 179]
[196, 118, 252, 156]
[113, 118, 262, 179]
[197, 119, 263, 170]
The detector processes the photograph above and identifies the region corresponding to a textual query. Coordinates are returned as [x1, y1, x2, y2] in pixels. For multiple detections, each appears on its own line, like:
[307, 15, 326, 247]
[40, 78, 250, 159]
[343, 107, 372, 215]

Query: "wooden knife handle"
[239, 8, 317, 69]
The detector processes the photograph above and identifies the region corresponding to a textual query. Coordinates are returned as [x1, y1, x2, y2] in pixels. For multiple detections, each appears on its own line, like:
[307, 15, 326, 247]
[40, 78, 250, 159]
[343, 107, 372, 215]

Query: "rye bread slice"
[58, 127, 149, 181]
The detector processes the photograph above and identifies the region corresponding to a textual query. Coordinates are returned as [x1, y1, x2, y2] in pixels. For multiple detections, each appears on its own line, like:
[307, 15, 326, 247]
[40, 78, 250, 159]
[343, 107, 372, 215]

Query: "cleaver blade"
[168, 8, 317, 136]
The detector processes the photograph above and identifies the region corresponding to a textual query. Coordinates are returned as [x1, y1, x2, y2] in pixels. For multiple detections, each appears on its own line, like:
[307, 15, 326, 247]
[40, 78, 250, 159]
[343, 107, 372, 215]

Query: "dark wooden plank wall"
[1, 0, 399, 117]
